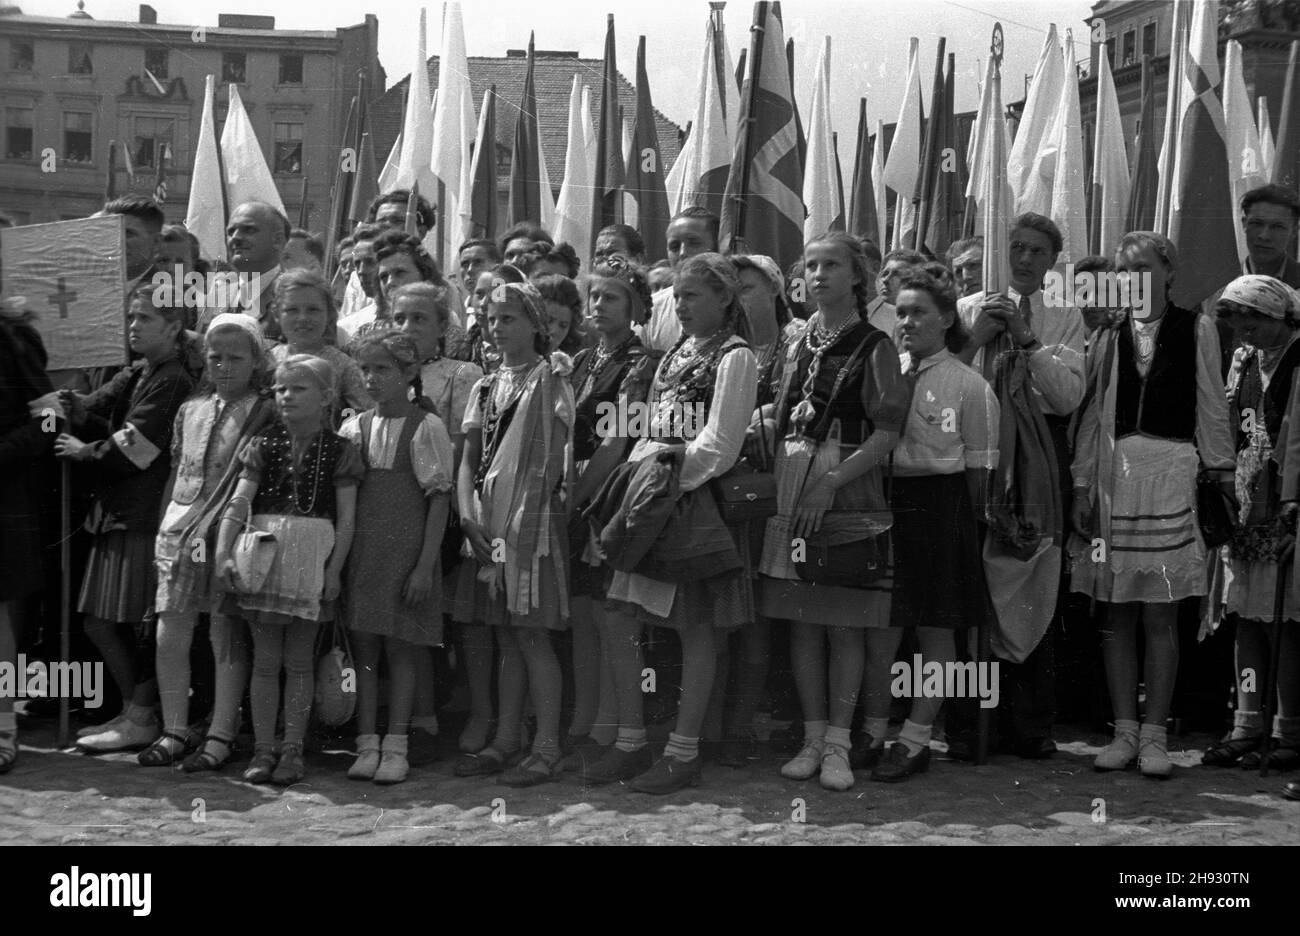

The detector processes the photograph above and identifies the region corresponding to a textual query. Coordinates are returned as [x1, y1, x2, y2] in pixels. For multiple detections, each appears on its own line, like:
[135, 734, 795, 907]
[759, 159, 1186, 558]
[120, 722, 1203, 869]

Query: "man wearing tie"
[195, 201, 287, 343]
[954, 212, 1086, 760]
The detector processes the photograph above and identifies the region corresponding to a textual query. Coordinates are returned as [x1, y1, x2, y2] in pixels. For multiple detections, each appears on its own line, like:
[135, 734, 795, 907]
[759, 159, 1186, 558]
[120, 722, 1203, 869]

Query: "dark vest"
[784, 318, 885, 445]
[1232, 338, 1300, 448]
[1115, 305, 1198, 441]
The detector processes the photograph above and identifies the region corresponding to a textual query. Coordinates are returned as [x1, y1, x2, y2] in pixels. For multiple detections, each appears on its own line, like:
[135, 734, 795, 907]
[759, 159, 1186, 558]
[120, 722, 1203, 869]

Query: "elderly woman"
[1071, 231, 1235, 778]
[1209, 275, 1300, 771]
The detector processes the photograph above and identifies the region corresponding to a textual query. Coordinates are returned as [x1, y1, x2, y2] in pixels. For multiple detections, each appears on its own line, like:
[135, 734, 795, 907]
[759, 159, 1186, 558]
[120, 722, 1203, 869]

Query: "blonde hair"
[275, 353, 337, 410]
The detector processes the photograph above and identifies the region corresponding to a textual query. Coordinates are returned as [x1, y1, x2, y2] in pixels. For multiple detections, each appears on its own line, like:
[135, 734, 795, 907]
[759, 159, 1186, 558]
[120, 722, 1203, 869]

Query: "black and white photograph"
[0, 0, 1297, 876]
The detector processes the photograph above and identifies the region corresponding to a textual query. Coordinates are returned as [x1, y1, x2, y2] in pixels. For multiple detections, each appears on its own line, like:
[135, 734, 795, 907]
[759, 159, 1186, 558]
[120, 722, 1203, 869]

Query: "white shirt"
[639, 286, 681, 353]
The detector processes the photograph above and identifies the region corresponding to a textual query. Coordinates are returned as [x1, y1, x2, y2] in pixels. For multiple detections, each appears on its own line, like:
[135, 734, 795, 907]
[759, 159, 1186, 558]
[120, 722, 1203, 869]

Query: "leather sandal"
[137, 731, 191, 767]
[453, 746, 520, 778]
[182, 736, 236, 774]
[1201, 734, 1262, 767]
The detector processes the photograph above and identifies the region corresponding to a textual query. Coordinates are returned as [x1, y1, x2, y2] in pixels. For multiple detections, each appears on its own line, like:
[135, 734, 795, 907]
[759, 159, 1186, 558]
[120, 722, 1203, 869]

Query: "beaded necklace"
[654, 330, 729, 396]
[579, 334, 636, 403]
[476, 358, 540, 490]
[271, 423, 328, 516]
[790, 312, 860, 435]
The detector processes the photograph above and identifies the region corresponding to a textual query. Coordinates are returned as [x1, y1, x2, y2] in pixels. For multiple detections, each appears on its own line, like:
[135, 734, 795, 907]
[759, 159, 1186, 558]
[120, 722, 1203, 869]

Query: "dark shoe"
[182, 736, 235, 774]
[406, 727, 441, 767]
[1242, 741, 1300, 772]
[270, 744, 306, 786]
[1283, 781, 1300, 801]
[581, 745, 654, 785]
[1202, 734, 1262, 767]
[499, 752, 562, 787]
[1014, 737, 1057, 760]
[453, 746, 520, 778]
[849, 733, 886, 770]
[241, 747, 278, 784]
[871, 742, 931, 783]
[558, 735, 609, 773]
[628, 754, 703, 794]
[136, 731, 191, 767]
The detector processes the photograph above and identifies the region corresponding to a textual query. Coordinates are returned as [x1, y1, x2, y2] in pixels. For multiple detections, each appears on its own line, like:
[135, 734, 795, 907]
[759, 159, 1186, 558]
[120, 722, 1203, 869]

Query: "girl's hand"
[53, 433, 90, 461]
[791, 475, 835, 540]
[323, 568, 342, 602]
[216, 555, 238, 591]
[462, 520, 495, 565]
[1071, 495, 1094, 539]
[402, 565, 434, 606]
[59, 389, 87, 426]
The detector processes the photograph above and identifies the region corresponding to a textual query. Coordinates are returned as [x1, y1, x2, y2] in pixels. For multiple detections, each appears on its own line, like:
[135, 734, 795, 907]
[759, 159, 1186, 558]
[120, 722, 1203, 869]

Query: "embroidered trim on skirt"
[78, 529, 156, 624]
[231, 514, 336, 624]
[890, 473, 988, 630]
[1070, 435, 1206, 604]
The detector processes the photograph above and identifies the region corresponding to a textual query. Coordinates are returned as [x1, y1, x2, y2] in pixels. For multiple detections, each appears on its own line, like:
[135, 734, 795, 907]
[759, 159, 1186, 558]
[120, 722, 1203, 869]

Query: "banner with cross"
[0, 215, 128, 371]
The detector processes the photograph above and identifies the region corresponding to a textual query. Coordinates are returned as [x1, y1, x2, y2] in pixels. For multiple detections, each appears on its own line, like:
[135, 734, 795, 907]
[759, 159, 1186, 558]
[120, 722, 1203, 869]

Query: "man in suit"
[195, 201, 288, 342]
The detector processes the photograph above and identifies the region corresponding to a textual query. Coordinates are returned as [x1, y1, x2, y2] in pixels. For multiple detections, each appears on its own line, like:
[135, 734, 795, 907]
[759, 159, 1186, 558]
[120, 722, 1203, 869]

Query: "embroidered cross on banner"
[47, 277, 79, 318]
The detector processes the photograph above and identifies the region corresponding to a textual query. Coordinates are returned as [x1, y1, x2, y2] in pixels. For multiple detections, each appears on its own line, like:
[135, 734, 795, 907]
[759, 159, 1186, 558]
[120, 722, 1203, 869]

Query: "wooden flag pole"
[57, 452, 70, 749]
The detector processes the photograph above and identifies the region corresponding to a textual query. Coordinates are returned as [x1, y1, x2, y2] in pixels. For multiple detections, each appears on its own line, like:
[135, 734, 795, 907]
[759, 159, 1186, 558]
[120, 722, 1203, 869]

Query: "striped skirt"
[78, 529, 157, 625]
[1071, 435, 1207, 604]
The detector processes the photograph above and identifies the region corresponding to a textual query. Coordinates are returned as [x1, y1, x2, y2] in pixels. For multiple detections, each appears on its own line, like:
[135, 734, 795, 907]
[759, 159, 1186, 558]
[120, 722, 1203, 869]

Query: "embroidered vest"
[1115, 305, 1198, 442]
[783, 318, 884, 445]
[171, 395, 251, 505]
[1233, 339, 1300, 449]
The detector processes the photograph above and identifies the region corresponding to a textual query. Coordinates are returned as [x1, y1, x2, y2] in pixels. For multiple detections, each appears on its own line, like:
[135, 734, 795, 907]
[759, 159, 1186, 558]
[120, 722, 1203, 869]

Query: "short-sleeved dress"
[759, 316, 909, 627]
[230, 423, 364, 624]
[340, 405, 455, 645]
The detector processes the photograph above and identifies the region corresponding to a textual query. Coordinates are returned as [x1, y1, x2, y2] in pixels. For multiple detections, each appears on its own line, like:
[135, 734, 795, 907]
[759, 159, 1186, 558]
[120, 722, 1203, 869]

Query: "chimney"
[139, 4, 156, 23]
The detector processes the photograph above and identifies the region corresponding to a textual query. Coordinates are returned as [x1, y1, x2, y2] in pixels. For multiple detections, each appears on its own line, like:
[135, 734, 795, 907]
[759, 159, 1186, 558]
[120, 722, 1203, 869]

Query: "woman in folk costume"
[757, 233, 909, 791]
[1211, 275, 1300, 771]
[1071, 231, 1235, 777]
[581, 252, 759, 795]
[455, 281, 575, 787]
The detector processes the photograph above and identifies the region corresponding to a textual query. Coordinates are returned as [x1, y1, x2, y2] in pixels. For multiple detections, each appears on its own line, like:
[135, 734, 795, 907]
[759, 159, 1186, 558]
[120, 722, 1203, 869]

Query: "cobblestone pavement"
[1, 723, 1295, 845]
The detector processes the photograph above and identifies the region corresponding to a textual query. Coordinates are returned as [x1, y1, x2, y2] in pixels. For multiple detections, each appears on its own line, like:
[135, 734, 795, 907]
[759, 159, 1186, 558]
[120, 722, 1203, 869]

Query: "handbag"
[1196, 470, 1238, 549]
[710, 394, 778, 525]
[796, 454, 893, 588]
[314, 620, 357, 727]
[230, 524, 277, 595]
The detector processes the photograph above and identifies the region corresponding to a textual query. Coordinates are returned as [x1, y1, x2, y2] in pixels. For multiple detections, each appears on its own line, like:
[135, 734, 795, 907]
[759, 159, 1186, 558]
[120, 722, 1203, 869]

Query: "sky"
[26, 0, 1097, 139]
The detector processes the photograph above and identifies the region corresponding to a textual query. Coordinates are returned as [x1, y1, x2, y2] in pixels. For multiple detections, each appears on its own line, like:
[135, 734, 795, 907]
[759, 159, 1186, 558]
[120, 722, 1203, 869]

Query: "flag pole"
[57, 451, 70, 749]
[730, 2, 768, 252]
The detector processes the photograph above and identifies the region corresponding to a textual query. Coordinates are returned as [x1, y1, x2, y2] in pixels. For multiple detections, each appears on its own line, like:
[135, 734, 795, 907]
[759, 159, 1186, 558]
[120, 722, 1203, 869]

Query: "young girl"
[143, 313, 274, 769]
[391, 283, 487, 753]
[758, 233, 909, 791]
[341, 332, 454, 784]
[583, 253, 758, 794]
[454, 281, 574, 786]
[216, 354, 362, 785]
[55, 288, 195, 754]
[1209, 275, 1300, 770]
[1072, 232, 1235, 777]
[269, 269, 370, 421]
[534, 274, 587, 355]
[465, 264, 527, 375]
[565, 257, 658, 766]
[873, 269, 998, 783]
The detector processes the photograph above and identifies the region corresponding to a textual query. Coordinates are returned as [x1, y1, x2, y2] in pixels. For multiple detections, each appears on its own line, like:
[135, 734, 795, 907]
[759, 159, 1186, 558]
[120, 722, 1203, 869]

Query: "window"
[273, 121, 302, 174]
[1104, 36, 1116, 70]
[132, 116, 174, 168]
[1122, 29, 1137, 66]
[278, 54, 302, 85]
[145, 48, 169, 81]
[63, 111, 93, 164]
[10, 39, 33, 72]
[5, 106, 33, 160]
[68, 41, 92, 75]
[221, 52, 246, 84]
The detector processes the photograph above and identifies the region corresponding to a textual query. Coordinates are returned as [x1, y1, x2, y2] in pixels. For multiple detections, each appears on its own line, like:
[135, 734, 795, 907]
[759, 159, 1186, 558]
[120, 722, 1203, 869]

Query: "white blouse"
[339, 410, 455, 496]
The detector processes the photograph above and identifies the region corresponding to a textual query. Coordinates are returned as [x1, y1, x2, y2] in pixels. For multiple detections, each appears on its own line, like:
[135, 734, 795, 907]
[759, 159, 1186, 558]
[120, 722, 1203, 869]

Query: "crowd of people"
[1, 181, 1298, 800]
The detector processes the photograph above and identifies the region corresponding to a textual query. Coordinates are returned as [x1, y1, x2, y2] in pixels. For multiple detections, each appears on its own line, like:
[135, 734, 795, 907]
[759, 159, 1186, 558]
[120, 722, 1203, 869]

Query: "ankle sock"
[864, 717, 889, 747]
[1112, 718, 1140, 739]
[355, 733, 379, 754]
[1139, 722, 1167, 744]
[898, 719, 932, 756]
[824, 726, 852, 750]
[381, 734, 408, 755]
[803, 719, 828, 743]
[532, 736, 561, 760]
[1231, 710, 1263, 740]
[614, 727, 647, 753]
[663, 732, 699, 762]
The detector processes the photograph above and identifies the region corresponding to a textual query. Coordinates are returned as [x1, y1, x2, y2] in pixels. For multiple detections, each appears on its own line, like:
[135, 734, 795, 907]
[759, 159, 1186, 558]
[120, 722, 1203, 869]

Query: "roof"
[372, 50, 683, 189]
[0, 13, 340, 41]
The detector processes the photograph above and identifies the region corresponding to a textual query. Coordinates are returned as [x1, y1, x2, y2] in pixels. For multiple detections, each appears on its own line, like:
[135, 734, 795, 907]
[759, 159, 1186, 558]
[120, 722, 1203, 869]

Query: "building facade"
[0, 3, 384, 232]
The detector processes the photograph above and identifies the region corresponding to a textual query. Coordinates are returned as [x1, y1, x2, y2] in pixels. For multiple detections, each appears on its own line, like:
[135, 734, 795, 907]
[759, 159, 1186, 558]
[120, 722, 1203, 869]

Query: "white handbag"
[231, 526, 278, 594]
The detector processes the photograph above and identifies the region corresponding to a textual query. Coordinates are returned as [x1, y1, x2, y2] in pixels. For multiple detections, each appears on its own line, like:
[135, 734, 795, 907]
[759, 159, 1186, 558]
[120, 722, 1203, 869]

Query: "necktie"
[1019, 292, 1034, 333]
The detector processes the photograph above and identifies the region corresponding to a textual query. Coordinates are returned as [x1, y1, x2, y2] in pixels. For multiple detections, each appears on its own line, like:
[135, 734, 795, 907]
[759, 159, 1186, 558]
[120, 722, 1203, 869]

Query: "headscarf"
[1215, 274, 1300, 324]
[206, 311, 265, 346]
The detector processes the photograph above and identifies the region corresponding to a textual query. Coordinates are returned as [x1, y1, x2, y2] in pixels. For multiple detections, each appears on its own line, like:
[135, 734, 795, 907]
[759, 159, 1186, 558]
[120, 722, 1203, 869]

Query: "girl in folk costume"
[144, 314, 275, 770]
[873, 270, 999, 783]
[758, 233, 910, 791]
[582, 253, 759, 795]
[465, 264, 527, 376]
[341, 333, 454, 785]
[391, 282, 485, 755]
[564, 256, 659, 765]
[268, 269, 370, 422]
[215, 355, 363, 785]
[0, 298, 55, 773]
[455, 282, 575, 786]
[1211, 276, 1300, 771]
[51, 287, 195, 754]
[1071, 232, 1235, 777]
